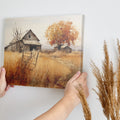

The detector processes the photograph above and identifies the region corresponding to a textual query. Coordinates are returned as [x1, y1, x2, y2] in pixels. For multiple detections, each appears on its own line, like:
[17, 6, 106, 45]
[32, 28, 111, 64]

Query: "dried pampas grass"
[91, 40, 120, 120]
[76, 84, 91, 120]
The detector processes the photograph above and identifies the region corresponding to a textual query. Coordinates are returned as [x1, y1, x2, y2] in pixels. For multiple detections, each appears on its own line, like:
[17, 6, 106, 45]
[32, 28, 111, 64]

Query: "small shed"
[61, 46, 72, 53]
[5, 29, 41, 52]
[54, 45, 72, 53]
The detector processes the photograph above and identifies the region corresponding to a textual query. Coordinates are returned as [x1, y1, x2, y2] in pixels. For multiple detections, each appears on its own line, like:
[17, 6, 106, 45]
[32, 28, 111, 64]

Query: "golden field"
[4, 51, 83, 88]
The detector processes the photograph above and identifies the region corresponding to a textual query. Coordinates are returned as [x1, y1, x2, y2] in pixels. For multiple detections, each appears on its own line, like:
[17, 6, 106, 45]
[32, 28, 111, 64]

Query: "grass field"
[4, 51, 83, 88]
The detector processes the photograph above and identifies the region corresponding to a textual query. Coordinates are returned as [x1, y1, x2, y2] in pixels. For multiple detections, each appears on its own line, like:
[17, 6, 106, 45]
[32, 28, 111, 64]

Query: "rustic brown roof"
[22, 29, 40, 41]
[23, 39, 41, 45]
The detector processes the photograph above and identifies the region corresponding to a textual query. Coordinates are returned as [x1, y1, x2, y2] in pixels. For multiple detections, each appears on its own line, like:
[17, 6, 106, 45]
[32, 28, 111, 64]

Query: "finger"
[69, 71, 81, 82]
[78, 72, 87, 82]
[5, 85, 10, 91]
[0, 68, 6, 80]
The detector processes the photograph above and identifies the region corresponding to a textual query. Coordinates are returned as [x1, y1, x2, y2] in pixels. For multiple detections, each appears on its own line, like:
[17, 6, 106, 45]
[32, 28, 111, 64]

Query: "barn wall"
[5, 43, 17, 52]
[23, 45, 30, 51]
[5, 41, 24, 52]
[16, 41, 24, 52]
[22, 45, 41, 51]
[5, 41, 41, 52]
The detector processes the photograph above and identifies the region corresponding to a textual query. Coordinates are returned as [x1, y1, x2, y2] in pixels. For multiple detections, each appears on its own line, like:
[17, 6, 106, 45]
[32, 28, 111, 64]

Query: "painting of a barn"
[5, 29, 41, 52]
[4, 15, 83, 89]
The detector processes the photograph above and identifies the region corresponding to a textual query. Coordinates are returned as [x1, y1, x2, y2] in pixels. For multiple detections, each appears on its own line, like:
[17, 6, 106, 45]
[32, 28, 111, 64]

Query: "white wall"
[0, 0, 120, 120]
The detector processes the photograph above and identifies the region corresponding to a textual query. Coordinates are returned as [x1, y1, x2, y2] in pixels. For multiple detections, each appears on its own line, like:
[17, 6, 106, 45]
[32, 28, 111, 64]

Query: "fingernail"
[1, 68, 5, 71]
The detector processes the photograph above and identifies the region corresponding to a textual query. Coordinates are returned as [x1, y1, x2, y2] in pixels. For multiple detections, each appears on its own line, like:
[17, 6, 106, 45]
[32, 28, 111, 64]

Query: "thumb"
[0, 68, 6, 80]
[0, 68, 6, 96]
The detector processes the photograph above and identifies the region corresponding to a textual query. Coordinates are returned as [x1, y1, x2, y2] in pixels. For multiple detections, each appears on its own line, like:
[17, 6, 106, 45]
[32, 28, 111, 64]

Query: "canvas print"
[4, 15, 84, 88]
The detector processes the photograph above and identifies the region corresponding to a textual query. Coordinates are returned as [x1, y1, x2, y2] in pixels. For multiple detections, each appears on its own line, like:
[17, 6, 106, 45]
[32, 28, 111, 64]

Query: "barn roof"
[23, 39, 41, 45]
[22, 29, 40, 41]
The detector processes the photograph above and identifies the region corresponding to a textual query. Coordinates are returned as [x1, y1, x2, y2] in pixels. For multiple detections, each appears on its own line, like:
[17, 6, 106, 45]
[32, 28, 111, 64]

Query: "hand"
[0, 67, 9, 97]
[35, 71, 89, 120]
[64, 71, 89, 107]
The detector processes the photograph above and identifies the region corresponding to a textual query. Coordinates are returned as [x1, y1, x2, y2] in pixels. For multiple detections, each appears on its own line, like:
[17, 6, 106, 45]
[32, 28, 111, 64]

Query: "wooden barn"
[5, 29, 41, 52]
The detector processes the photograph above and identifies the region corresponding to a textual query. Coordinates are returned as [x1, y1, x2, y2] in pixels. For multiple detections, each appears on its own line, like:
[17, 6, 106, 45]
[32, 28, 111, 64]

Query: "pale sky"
[4, 14, 83, 50]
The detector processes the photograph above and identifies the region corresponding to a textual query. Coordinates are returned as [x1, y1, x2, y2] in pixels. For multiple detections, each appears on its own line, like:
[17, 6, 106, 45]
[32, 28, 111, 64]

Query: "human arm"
[35, 71, 89, 120]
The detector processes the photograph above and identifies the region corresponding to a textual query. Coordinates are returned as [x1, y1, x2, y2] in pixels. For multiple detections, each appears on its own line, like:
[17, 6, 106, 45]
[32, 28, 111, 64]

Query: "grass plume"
[76, 84, 91, 120]
[91, 40, 120, 120]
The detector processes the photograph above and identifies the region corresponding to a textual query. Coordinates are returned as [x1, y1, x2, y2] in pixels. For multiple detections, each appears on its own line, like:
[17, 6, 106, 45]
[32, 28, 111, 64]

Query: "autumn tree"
[45, 21, 79, 50]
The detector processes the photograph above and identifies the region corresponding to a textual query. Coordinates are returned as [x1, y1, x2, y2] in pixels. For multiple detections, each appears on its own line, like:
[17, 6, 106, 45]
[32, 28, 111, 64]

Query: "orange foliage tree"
[45, 21, 79, 50]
